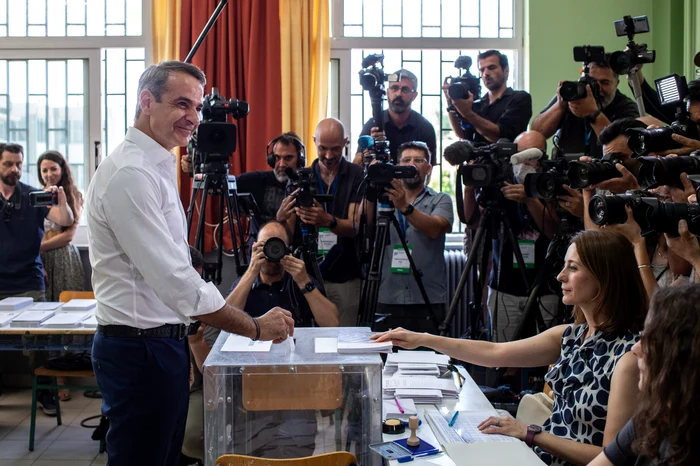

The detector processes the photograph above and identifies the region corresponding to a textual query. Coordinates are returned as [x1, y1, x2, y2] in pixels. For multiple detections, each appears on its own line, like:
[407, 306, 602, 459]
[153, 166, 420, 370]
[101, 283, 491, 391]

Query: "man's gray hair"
[395, 68, 418, 90]
[134, 61, 206, 120]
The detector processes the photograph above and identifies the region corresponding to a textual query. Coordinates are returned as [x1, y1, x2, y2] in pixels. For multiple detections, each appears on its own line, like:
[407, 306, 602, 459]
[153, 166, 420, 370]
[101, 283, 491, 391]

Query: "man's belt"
[97, 322, 200, 341]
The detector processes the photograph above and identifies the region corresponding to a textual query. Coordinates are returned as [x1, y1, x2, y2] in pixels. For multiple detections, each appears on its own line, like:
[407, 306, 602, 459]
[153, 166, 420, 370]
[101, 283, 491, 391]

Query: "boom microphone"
[443, 140, 474, 166]
[510, 148, 543, 165]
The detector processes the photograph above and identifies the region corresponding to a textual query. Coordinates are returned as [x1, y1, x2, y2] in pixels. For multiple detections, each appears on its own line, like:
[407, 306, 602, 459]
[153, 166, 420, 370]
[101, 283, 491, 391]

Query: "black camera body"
[191, 88, 250, 168]
[446, 56, 482, 101]
[444, 140, 518, 187]
[589, 190, 700, 237]
[263, 237, 292, 262]
[609, 15, 655, 76]
[358, 54, 401, 92]
[285, 167, 334, 208]
[366, 163, 418, 186]
[29, 191, 58, 207]
[524, 158, 572, 200]
[566, 152, 626, 189]
[560, 46, 605, 103]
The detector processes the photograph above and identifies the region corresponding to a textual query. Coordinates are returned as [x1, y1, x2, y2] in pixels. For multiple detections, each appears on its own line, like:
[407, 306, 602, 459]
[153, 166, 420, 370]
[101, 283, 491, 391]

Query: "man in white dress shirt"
[85, 61, 295, 466]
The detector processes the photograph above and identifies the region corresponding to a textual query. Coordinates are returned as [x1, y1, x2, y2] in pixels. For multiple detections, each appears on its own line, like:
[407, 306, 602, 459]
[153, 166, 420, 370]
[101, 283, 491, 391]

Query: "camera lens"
[263, 237, 288, 262]
[560, 81, 586, 102]
[658, 202, 700, 236]
[567, 160, 621, 189]
[635, 156, 660, 189]
[448, 82, 470, 100]
[589, 194, 629, 226]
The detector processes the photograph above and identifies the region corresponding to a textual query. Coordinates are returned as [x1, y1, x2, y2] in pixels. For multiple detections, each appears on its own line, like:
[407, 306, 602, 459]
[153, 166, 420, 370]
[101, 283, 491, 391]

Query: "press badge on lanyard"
[391, 245, 412, 274]
[318, 228, 338, 255]
[514, 231, 538, 269]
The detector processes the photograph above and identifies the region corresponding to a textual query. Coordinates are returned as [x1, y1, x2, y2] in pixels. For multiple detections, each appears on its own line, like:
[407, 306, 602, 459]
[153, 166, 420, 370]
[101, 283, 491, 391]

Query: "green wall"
[526, 0, 687, 122]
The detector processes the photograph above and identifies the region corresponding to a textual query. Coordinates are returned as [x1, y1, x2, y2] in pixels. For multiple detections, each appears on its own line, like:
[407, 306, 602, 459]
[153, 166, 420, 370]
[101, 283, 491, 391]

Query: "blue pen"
[397, 449, 441, 463]
[448, 411, 460, 427]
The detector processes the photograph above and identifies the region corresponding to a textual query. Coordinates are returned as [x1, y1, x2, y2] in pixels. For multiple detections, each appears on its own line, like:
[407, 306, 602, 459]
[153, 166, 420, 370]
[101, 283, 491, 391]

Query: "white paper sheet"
[221, 334, 273, 352]
[444, 443, 545, 465]
[315, 337, 338, 353]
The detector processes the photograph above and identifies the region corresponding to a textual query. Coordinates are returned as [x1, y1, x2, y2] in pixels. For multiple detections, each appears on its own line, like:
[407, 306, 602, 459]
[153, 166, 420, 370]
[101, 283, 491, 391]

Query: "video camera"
[589, 190, 700, 236]
[29, 191, 58, 207]
[626, 74, 699, 156]
[560, 46, 606, 103]
[366, 163, 417, 186]
[609, 15, 655, 76]
[444, 139, 518, 187]
[446, 56, 482, 103]
[284, 167, 334, 208]
[190, 87, 249, 169]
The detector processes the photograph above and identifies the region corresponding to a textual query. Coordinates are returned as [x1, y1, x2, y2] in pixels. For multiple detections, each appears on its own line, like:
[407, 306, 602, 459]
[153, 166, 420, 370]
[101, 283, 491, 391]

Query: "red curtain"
[179, 0, 283, 250]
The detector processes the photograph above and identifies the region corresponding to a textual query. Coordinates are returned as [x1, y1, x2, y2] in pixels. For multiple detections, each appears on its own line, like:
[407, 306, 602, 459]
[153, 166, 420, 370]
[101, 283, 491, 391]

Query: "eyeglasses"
[388, 85, 415, 94]
[399, 157, 427, 165]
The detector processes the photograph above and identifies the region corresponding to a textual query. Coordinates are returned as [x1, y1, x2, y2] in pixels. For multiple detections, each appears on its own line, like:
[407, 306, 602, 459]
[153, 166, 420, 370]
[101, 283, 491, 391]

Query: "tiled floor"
[0, 388, 106, 466]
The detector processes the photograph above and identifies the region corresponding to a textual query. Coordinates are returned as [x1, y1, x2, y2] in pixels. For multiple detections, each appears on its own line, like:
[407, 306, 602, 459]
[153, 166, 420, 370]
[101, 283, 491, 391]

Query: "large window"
[330, 0, 523, 233]
[0, 0, 150, 239]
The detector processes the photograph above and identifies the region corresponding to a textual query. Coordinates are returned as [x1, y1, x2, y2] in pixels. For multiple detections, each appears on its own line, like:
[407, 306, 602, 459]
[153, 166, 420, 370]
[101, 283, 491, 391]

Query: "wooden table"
[0, 327, 95, 351]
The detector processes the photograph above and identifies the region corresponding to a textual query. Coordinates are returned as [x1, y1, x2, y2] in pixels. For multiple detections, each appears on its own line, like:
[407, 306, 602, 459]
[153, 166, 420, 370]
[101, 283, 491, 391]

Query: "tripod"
[439, 199, 531, 337]
[357, 198, 438, 331]
[294, 221, 325, 294]
[186, 162, 248, 284]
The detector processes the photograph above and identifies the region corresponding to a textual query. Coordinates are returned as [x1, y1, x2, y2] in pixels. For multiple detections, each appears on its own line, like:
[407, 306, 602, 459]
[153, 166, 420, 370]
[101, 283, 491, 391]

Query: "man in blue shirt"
[0, 143, 75, 301]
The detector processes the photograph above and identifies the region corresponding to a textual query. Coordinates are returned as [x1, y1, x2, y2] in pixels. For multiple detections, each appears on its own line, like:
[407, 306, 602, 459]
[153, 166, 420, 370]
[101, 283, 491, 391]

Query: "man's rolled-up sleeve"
[432, 193, 454, 231]
[102, 167, 225, 320]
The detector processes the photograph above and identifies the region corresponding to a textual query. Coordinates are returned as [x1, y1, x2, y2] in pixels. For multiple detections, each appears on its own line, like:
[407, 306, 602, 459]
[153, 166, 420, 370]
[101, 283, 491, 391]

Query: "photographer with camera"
[353, 69, 437, 166]
[532, 59, 639, 160]
[444, 50, 532, 144]
[225, 221, 338, 328]
[278, 118, 364, 326]
[462, 131, 561, 342]
[0, 143, 74, 302]
[369, 141, 453, 333]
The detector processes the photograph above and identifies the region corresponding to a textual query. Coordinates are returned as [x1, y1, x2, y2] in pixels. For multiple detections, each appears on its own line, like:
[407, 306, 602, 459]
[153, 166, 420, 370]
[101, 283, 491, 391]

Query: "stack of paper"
[382, 397, 418, 421]
[0, 297, 34, 311]
[82, 315, 99, 329]
[394, 363, 441, 377]
[26, 302, 64, 311]
[0, 312, 20, 327]
[384, 351, 450, 375]
[337, 329, 393, 354]
[383, 376, 459, 402]
[61, 299, 97, 312]
[41, 312, 91, 328]
[10, 310, 56, 328]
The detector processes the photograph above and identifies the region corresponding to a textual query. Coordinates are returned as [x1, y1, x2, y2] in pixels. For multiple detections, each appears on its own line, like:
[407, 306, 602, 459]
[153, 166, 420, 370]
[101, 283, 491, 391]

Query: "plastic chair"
[58, 290, 95, 302]
[215, 451, 357, 466]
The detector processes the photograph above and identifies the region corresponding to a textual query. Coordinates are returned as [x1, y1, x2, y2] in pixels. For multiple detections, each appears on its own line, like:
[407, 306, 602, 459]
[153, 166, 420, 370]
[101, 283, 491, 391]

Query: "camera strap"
[315, 165, 339, 212]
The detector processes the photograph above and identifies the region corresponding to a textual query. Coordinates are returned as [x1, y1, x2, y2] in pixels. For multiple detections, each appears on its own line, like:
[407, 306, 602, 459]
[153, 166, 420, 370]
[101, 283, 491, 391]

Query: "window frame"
[330, 0, 524, 240]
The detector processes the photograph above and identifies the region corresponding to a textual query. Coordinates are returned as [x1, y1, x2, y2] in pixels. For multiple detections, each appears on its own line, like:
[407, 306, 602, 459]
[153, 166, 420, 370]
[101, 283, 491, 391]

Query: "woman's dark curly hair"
[633, 284, 700, 465]
[36, 150, 81, 226]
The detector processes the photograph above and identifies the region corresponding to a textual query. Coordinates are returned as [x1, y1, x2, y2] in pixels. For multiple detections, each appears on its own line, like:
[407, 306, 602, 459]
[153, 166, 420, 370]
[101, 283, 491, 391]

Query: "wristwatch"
[586, 109, 602, 123]
[301, 282, 316, 295]
[328, 216, 338, 229]
[525, 424, 542, 447]
[402, 204, 415, 216]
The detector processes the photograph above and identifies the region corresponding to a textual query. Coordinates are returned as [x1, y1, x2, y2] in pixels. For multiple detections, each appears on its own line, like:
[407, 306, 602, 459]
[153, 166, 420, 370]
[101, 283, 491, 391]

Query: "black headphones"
[266, 133, 306, 169]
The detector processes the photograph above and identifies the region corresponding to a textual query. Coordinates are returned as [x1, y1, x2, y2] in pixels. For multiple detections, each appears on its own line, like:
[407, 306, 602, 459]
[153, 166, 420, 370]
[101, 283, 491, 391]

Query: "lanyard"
[396, 188, 426, 237]
[315, 165, 339, 212]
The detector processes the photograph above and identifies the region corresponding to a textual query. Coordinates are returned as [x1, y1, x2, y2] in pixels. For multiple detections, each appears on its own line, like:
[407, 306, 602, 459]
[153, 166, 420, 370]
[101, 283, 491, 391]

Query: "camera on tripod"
[626, 74, 699, 156]
[190, 87, 249, 168]
[285, 167, 333, 208]
[445, 55, 483, 104]
[609, 15, 655, 76]
[444, 139, 517, 187]
[560, 46, 606, 102]
[589, 190, 700, 236]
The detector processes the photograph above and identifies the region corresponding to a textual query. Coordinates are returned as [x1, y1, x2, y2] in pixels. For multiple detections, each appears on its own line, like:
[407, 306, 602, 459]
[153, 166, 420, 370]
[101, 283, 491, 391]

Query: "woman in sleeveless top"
[38, 150, 85, 302]
[374, 230, 647, 466]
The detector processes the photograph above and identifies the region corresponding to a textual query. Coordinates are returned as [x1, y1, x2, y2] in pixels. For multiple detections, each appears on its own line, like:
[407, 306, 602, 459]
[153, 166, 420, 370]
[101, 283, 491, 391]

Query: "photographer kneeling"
[372, 141, 453, 334]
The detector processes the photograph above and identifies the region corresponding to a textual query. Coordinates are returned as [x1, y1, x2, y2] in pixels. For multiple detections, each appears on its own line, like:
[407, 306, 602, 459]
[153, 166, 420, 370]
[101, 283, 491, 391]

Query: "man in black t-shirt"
[445, 49, 532, 144]
[531, 59, 640, 160]
[354, 69, 437, 165]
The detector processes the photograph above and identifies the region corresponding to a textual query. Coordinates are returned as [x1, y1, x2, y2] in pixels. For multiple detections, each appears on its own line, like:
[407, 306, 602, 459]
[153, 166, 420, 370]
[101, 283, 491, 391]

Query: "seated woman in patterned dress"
[588, 284, 700, 466]
[374, 230, 646, 466]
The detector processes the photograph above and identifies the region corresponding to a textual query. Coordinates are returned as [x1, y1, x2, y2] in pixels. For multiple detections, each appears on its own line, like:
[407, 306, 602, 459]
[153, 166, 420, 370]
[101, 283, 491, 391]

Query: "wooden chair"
[29, 290, 101, 452]
[58, 290, 95, 302]
[215, 451, 357, 466]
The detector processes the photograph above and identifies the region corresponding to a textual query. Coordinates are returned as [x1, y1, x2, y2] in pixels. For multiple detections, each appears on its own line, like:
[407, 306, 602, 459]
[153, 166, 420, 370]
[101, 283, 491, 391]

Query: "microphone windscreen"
[443, 140, 474, 166]
[358, 135, 375, 150]
[510, 148, 543, 165]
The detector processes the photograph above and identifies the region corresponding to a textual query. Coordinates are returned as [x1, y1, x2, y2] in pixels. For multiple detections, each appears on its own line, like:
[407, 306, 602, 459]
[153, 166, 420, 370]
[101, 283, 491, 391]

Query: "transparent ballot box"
[203, 327, 383, 466]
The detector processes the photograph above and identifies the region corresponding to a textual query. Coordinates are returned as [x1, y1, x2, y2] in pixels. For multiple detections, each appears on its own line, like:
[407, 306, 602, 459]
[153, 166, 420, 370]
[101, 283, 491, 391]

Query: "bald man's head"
[514, 130, 547, 153]
[314, 118, 348, 173]
[258, 221, 290, 244]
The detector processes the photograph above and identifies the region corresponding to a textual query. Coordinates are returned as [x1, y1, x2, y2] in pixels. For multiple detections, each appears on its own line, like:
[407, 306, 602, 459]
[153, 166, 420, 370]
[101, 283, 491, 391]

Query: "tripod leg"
[439, 214, 490, 336]
[195, 176, 210, 253]
[388, 215, 439, 332]
[228, 189, 248, 269]
[500, 213, 531, 291]
[357, 218, 391, 328]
